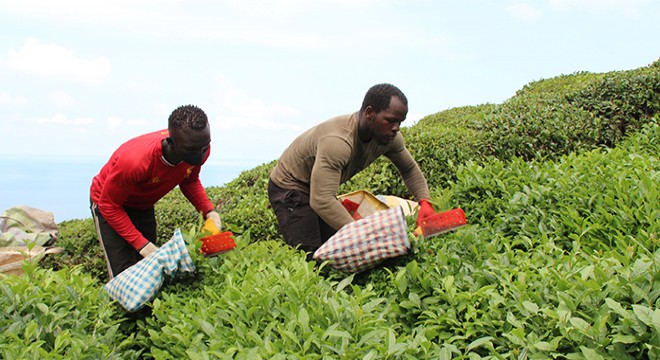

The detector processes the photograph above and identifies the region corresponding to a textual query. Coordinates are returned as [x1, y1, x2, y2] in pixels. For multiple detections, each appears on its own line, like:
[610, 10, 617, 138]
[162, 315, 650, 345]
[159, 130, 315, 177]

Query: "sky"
[1, 0, 659, 221]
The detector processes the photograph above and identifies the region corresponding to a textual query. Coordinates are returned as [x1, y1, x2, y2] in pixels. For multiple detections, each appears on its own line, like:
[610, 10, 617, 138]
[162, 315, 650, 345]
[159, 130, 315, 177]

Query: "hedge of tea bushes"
[373, 122, 659, 358]
[479, 61, 660, 161]
[127, 122, 658, 359]
[22, 59, 658, 358]
[11, 121, 658, 359]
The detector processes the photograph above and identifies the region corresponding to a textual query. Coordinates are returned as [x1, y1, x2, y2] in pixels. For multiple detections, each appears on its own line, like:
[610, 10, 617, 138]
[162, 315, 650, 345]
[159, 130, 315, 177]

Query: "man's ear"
[166, 137, 174, 145]
[364, 106, 376, 119]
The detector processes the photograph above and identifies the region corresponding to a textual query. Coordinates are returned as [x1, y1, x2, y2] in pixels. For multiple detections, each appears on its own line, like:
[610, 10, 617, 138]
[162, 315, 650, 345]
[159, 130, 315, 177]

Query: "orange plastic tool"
[200, 231, 236, 257]
[413, 208, 467, 238]
[200, 218, 235, 257]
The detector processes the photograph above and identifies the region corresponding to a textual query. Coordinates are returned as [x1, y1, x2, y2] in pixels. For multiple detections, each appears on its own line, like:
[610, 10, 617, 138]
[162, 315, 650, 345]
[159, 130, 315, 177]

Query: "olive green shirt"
[270, 112, 430, 230]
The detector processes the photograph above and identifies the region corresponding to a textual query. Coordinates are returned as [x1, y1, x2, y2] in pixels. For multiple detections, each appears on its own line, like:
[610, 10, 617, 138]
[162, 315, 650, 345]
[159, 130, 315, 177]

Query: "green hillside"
[3, 59, 659, 359]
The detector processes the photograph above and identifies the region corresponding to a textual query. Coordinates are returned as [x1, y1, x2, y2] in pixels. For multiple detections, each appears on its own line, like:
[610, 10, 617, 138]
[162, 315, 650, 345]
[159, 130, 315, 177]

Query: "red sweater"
[90, 129, 214, 250]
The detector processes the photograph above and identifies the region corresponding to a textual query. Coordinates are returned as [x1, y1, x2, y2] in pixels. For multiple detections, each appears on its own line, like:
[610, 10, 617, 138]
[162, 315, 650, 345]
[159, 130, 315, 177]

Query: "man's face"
[366, 96, 408, 146]
[169, 125, 211, 166]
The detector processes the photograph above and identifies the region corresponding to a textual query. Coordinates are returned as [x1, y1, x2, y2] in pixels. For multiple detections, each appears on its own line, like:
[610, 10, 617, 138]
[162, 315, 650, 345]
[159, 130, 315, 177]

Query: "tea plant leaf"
[36, 303, 49, 315]
[570, 317, 592, 333]
[502, 328, 526, 347]
[362, 350, 379, 360]
[522, 301, 539, 315]
[632, 304, 660, 331]
[53, 329, 71, 352]
[580, 346, 605, 360]
[279, 329, 300, 346]
[336, 275, 354, 293]
[394, 268, 408, 295]
[65, 286, 79, 303]
[604, 298, 629, 319]
[467, 336, 494, 352]
[534, 341, 553, 351]
[506, 312, 524, 328]
[298, 308, 309, 331]
[580, 265, 595, 280]
[199, 320, 215, 337]
[611, 334, 638, 344]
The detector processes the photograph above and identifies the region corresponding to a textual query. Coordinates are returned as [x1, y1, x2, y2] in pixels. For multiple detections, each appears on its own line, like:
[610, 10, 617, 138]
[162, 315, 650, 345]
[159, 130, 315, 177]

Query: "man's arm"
[309, 137, 355, 230]
[97, 176, 151, 250]
[385, 135, 431, 201]
[179, 165, 214, 216]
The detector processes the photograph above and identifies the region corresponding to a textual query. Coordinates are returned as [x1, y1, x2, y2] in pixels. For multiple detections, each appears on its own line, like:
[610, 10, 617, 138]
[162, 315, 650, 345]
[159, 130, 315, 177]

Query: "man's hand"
[139, 242, 158, 258]
[206, 211, 222, 230]
[416, 199, 436, 227]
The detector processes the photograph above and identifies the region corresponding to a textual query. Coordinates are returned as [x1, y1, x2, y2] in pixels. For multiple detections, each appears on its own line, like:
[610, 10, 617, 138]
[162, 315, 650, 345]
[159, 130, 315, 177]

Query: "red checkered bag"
[313, 206, 409, 273]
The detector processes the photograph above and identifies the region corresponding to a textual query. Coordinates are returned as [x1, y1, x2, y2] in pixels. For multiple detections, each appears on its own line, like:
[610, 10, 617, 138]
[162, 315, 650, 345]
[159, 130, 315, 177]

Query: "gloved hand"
[206, 211, 222, 230]
[416, 199, 436, 227]
[202, 218, 221, 236]
[139, 242, 158, 258]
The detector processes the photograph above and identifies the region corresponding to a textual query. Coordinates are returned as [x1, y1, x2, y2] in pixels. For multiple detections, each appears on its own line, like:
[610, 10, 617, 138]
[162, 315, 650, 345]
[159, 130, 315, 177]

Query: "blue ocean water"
[0, 156, 253, 223]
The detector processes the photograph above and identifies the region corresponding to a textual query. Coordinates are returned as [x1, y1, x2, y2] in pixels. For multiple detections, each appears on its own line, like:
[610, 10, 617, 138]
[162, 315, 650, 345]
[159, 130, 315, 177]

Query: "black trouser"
[267, 179, 336, 260]
[91, 201, 157, 279]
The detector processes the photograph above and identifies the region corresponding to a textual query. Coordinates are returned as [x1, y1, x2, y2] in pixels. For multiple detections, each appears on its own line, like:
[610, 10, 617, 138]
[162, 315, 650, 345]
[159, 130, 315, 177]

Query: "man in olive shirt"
[268, 83, 436, 259]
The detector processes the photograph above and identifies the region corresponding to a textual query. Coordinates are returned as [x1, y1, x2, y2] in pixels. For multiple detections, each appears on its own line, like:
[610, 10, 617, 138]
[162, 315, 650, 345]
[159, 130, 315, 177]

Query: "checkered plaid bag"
[104, 228, 195, 312]
[313, 206, 410, 273]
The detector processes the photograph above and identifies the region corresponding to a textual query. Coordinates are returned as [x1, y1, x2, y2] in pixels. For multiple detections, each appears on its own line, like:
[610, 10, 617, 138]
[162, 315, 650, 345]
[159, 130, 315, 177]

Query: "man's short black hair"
[168, 105, 208, 131]
[360, 83, 408, 113]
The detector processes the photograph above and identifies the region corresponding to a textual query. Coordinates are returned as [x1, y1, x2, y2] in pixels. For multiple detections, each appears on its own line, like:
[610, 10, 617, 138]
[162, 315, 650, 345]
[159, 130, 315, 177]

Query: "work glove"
[139, 242, 158, 258]
[205, 211, 222, 231]
[416, 199, 436, 227]
[202, 217, 221, 236]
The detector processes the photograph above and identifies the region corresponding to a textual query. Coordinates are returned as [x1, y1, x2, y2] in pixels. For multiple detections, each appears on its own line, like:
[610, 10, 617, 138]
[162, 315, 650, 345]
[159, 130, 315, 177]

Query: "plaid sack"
[313, 206, 409, 273]
[104, 228, 195, 312]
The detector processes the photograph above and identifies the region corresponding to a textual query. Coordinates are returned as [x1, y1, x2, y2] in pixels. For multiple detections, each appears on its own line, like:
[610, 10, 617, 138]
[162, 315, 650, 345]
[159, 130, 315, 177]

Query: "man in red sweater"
[90, 105, 221, 278]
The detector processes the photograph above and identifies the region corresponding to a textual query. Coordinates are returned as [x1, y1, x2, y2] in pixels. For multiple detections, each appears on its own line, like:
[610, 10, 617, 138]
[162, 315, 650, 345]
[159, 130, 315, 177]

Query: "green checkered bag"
[104, 228, 195, 312]
[313, 206, 409, 273]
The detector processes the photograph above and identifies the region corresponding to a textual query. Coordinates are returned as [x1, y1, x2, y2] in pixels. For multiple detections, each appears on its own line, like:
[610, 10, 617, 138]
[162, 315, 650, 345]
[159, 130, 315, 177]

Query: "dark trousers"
[267, 179, 336, 259]
[91, 201, 157, 279]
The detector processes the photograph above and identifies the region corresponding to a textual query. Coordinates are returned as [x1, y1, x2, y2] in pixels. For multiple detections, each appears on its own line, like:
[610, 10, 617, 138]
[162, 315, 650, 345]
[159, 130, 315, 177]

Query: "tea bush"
[119, 122, 658, 359]
[0, 263, 141, 359]
[480, 60, 660, 161]
[39, 218, 107, 280]
[351, 123, 659, 358]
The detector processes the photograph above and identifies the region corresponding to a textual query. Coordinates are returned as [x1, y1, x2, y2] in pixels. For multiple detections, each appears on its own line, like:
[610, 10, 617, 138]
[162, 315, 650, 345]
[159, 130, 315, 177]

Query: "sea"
[0, 156, 254, 223]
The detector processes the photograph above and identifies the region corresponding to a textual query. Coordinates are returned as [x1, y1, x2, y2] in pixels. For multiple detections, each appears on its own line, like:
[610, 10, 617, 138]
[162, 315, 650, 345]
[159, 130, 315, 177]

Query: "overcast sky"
[1, 0, 659, 170]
